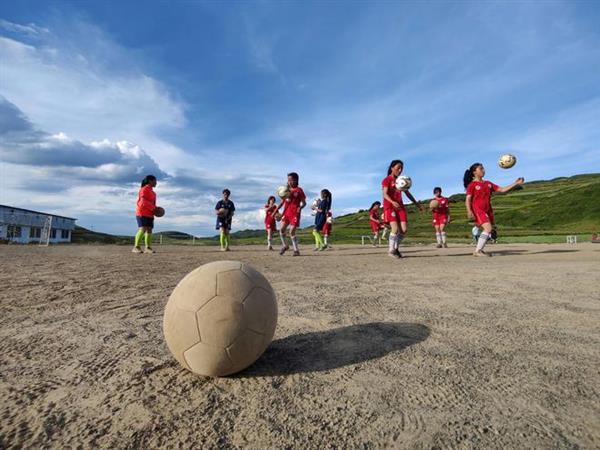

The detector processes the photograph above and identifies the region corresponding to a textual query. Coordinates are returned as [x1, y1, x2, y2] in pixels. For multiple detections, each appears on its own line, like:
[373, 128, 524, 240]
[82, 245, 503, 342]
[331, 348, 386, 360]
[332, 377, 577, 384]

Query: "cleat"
[131, 246, 143, 254]
[388, 251, 400, 259]
[292, 250, 301, 256]
[268, 246, 274, 251]
[144, 247, 156, 254]
[436, 244, 443, 248]
[279, 245, 289, 256]
[443, 243, 448, 248]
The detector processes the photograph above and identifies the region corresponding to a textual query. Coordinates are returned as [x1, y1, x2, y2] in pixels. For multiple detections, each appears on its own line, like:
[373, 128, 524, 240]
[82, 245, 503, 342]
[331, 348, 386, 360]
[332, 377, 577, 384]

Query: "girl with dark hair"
[264, 195, 278, 251]
[277, 172, 306, 256]
[381, 160, 424, 258]
[312, 189, 332, 251]
[215, 189, 235, 251]
[132, 175, 158, 254]
[368, 201, 383, 247]
[431, 187, 450, 248]
[464, 163, 524, 256]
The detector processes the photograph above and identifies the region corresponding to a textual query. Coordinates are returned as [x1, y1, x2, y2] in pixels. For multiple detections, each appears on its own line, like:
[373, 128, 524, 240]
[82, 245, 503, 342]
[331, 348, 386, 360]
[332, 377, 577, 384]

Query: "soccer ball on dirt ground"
[163, 261, 278, 377]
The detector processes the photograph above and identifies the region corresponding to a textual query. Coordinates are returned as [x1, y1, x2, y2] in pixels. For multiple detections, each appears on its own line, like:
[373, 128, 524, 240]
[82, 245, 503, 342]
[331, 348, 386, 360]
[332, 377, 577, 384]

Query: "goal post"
[39, 216, 52, 246]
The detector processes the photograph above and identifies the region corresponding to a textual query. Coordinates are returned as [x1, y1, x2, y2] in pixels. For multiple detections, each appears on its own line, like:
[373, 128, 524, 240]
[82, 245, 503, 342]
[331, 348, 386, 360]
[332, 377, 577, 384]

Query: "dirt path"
[1, 243, 598, 448]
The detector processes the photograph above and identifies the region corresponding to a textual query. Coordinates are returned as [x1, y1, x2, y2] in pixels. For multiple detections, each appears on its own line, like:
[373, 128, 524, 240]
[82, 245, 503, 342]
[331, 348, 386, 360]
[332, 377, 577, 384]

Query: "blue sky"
[1, 0, 599, 236]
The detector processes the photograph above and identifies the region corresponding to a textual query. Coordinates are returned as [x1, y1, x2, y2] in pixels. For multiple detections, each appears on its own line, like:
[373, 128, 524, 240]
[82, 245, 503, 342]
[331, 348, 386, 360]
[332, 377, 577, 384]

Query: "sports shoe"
[388, 251, 400, 259]
[395, 249, 403, 258]
[279, 245, 289, 255]
[436, 244, 443, 248]
[131, 246, 143, 254]
[268, 246, 274, 251]
[473, 250, 492, 257]
[292, 250, 300, 256]
[144, 247, 156, 254]
[443, 243, 449, 248]
[313, 247, 320, 251]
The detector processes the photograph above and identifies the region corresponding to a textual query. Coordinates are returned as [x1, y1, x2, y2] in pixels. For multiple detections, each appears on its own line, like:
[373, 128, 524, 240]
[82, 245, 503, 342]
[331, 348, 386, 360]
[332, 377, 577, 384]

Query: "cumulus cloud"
[0, 97, 166, 183]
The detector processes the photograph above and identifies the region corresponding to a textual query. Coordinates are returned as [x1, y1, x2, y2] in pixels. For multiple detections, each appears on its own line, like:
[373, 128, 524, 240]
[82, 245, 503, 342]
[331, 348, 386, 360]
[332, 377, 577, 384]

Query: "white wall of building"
[0, 206, 75, 244]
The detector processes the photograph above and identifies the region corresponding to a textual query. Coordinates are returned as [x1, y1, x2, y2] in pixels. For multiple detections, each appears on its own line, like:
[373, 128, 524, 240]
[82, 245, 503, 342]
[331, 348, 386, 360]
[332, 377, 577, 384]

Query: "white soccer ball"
[163, 261, 278, 377]
[395, 176, 412, 191]
[498, 154, 517, 169]
[311, 198, 320, 216]
[326, 216, 333, 224]
[276, 185, 290, 199]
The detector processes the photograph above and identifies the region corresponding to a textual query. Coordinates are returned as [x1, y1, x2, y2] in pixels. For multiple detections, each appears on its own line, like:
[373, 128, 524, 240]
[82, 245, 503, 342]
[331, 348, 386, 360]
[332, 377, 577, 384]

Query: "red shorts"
[281, 211, 301, 227]
[370, 221, 381, 233]
[473, 209, 494, 226]
[265, 219, 276, 230]
[383, 207, 407, 224]
[432, 215, 448, 226]
[322, 223, 331, 235]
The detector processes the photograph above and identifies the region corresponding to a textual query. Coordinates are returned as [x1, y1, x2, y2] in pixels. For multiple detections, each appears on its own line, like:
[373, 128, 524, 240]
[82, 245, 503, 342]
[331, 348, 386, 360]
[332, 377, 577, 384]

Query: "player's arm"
[498, 177, 525, 193]
[405, 190, 425, 212]
[383, 186, 400, 209]
[466, 195, 474, 219]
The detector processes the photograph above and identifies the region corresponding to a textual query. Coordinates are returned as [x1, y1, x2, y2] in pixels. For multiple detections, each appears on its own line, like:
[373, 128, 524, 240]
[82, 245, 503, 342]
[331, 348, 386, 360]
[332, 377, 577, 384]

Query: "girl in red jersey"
[264, 196, 278, 251]
[431, 187, 450, 248]
[382, 160, 424, 258]
[368, 201, 384, 247]
[464, 163, 524, 257]
[132, 175, 158, 254]
[277, 172, 306, 256]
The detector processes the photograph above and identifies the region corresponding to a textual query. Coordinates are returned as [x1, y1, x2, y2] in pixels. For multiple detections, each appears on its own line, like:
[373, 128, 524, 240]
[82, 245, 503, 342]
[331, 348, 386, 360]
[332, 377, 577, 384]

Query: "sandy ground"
[0, 242, 599, 449]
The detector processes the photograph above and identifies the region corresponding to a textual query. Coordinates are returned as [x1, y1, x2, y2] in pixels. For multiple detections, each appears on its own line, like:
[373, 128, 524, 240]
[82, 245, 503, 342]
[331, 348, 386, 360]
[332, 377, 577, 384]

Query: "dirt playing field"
[1, 243, 598, 449]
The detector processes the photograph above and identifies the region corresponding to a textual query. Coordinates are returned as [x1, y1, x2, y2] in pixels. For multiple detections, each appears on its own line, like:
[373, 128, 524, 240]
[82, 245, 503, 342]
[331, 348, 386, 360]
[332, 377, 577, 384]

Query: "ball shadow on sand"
[240, 322, 430, 377]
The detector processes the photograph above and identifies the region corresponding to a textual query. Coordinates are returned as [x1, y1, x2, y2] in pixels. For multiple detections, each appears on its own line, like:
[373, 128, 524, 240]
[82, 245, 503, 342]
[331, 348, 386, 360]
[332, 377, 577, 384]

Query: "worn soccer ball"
[163, 261, 278, 377]
[154, 206, 165, 217]
[429, 199, 439, 210]
[217, 208, 228, 218]
[311, 198, 320, 216]
[395, 176, 412, 191]
[498, 154, 517, 169]
[326, 216, 333, 224]
[277, 185, 290, 199]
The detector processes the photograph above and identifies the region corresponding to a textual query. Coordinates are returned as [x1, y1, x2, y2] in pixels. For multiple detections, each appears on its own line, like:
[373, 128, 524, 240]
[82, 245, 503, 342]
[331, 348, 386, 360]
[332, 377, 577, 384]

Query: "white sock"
[279, 231, 287, 247]
[389, 234, 397, 252]
[382, 228, 389, 239]
[267, 237, 273, 247]
[291, 235, 299, 251]
[476, 232, 490, 251]
[324, 236, 328, 245]
[441, 232, 447, 244]
[436, 233, 442, 244]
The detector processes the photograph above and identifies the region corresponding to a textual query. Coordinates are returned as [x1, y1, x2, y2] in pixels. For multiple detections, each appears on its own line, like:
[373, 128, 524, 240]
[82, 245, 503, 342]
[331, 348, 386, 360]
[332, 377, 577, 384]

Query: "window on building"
[9, 226, 22, 238]
[61, 229, 70, 239]
[50, 229, 56, 239]
[29, 227, 41, 238]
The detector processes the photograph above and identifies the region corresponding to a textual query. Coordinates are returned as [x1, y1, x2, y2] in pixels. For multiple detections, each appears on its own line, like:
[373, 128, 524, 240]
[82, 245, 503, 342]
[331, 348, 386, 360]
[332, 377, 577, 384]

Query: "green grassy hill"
[222, 173, 600, 245]
[73, 174, 599, 245]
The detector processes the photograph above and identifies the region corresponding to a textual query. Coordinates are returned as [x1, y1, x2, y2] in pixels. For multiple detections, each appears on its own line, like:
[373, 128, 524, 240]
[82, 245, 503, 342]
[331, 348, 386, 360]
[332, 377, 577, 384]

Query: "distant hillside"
[73, 174, 600, 245]
[219, 173, 600, 245]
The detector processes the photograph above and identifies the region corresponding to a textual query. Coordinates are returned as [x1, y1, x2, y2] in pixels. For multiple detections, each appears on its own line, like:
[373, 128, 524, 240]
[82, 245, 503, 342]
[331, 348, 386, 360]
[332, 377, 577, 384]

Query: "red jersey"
[136, 185, 156, 217]
[264, 204, 277, 224]
[466, 180, 500, 213]
[282, 186, 306, 217]
[381, 175, 403, 210]
[432, 196, 449, 218]
[369, 206, 381, 223]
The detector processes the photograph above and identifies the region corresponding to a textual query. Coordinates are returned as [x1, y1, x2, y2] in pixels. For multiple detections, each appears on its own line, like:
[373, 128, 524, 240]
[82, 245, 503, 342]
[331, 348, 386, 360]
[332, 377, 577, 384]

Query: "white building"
[0, 205, 77, 244]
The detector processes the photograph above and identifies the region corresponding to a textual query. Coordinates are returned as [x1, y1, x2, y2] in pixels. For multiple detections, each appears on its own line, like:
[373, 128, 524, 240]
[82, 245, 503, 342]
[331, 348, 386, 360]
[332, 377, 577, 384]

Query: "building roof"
[0, 205, 77, 221]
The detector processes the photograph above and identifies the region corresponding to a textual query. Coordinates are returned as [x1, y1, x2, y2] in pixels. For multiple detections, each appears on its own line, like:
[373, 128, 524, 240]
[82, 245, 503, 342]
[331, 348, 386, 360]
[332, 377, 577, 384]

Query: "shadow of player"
[240, 322, 430, 377]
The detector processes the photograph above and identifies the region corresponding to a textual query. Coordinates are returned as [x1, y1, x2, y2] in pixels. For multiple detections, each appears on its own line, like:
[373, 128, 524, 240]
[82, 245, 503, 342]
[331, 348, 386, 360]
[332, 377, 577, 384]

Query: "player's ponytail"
[141, 175, 157, 187]
[387, 160, 404, 175]
[321, 189, 332, 212]
[463, 163, 481, 189]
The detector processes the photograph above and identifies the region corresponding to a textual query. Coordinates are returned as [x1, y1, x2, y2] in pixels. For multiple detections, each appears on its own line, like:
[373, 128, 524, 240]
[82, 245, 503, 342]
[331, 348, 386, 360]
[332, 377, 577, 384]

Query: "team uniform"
[282, 187, 306, 227]
[215, 199, 235, 230]
[369, 206, 383, 234]
[136, 184, 156, 228]
[432, 196, 449, 226]
[314, 198, 330, 232]
[466, 180, 500, 226]
[322, 211, 333, 236]
[264, 204, 277, 231]
[381, 175, 407, 223]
